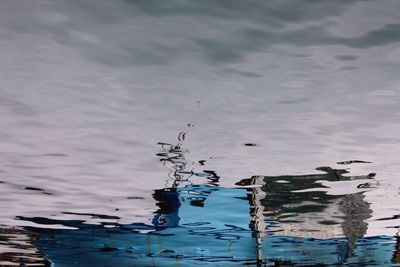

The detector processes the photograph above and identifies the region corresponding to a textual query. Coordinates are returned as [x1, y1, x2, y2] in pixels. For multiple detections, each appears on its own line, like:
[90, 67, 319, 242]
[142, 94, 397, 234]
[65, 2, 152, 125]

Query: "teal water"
[1, 0, 400, 266]
[17, 185, 399, 266]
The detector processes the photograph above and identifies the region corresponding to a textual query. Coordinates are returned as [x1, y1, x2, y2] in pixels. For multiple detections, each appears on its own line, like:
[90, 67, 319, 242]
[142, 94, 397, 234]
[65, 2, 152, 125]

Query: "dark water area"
[1, 0, 400, 266]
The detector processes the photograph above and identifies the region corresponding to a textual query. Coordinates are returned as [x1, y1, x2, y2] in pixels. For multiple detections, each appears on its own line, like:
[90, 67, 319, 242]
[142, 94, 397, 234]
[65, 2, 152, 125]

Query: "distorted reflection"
[0, 227, 49, 266]
[153, 138, 221, 230]
[5, 139, 399, 266]
[236, 167, 376, 264]
[394, 232, 400, 264]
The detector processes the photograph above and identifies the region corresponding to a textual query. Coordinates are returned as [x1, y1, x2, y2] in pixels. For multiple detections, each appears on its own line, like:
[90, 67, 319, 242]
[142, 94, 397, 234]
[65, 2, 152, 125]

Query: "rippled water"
[1, 0, 400, 266]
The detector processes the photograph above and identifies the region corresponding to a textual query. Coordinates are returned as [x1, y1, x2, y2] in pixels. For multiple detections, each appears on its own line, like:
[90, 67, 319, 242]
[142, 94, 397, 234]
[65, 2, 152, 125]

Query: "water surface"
[1, 0, 400, 265]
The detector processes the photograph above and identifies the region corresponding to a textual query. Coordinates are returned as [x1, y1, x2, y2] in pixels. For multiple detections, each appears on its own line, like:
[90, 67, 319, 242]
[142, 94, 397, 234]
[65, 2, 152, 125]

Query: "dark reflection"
[393, 232, 400, 264]
[153, 141, 185, 229]
[337, 160, 372, 165]
[340, 193, 372, 258]
[153, 138, 221, 229]
[9, 137, 399, 266]
[236, 167, 376, 263]
[152, 187, 181, 229]
[0, 227, 50, 266]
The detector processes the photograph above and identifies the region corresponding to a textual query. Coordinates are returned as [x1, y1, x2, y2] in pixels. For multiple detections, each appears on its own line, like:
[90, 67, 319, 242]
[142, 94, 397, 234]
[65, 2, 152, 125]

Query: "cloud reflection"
[2, 0, 400, 68]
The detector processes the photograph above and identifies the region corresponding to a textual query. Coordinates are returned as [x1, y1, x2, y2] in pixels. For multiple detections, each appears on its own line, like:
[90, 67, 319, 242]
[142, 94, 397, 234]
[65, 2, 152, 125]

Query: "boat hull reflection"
[20, 179, 399, 266]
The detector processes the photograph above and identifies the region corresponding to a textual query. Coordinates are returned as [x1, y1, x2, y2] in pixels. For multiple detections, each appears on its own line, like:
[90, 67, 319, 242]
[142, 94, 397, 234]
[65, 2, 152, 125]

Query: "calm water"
[1, 0, 400, 266]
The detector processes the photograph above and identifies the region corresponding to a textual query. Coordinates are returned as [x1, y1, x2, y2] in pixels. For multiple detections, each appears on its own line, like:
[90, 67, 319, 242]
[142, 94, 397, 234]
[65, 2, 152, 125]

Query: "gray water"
[1, 0, 400, 265]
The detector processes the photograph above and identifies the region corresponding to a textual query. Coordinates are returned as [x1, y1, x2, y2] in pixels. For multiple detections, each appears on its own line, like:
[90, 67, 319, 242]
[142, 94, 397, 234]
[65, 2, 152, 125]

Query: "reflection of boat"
[236, 167, 375, 261]
[394, 233, 400, 264]
[12, 141, 399, 266]
[20, 182, 398, 266]
[21, 185, 258, 266]
[0, 227, 50, 266]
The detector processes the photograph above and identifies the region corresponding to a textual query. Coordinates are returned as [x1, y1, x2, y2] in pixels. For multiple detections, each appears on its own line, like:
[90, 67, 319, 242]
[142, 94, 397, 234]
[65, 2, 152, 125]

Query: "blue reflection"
[20, 182, 399, 266]
[17, 141, 400, 266]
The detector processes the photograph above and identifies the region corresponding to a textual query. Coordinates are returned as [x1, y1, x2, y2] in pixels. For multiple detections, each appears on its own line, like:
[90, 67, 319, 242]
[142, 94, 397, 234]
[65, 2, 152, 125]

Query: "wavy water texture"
[1, 0, 400, 265]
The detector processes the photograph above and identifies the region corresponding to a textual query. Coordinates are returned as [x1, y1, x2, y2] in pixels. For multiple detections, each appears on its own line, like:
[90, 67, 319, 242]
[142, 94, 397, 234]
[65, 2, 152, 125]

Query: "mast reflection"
[393, 230, 400, 264]
[9, 136, 399, 266]
[153, 137, 220, 230]
[236, 167, 376, 262]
